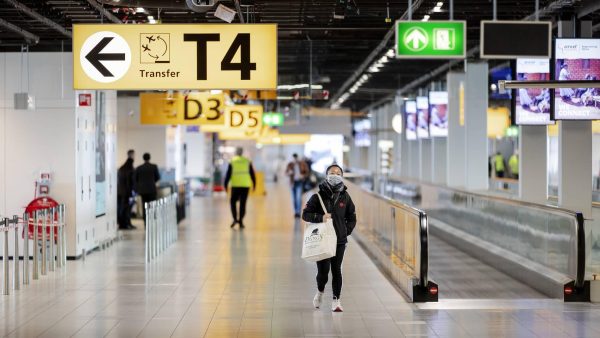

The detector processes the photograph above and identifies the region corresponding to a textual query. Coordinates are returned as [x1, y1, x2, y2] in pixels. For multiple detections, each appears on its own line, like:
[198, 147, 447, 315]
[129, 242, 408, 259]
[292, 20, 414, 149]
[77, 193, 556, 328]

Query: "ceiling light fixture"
[433, 6, 441, 12]
[437, 2, 444, 7]
[422, 15, 430, 21]
[136, 7, 145, 13]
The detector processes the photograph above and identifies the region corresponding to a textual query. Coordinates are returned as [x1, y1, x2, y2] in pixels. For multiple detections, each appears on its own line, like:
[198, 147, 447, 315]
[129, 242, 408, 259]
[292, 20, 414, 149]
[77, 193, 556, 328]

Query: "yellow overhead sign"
[73, 24, 277, 90]
[140, 92, 225, 125]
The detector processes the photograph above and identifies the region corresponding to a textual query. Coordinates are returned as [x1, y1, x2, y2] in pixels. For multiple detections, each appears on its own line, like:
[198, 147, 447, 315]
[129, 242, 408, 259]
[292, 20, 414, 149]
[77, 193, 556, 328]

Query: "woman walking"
[302, 164, 356, 312]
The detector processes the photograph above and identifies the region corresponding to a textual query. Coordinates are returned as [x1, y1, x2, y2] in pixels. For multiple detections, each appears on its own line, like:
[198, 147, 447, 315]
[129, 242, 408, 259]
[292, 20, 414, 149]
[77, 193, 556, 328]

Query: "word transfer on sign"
[73, 24, 278, 90]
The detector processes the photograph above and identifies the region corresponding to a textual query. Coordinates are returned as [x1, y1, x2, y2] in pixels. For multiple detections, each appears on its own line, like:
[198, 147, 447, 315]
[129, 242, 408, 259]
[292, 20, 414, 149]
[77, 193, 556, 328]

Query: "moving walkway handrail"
[345, 178, 430, 288]
[383, 176, 586, 289]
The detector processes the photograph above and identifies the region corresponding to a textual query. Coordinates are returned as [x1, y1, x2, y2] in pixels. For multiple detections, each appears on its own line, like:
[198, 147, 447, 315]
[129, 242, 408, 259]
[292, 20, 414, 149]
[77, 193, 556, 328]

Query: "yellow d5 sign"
[73, 24, 277, 90]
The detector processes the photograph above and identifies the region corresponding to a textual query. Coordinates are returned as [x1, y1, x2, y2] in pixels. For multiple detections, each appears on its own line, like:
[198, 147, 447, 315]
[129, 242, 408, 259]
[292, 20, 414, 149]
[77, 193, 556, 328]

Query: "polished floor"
[1, 183, 600, 337]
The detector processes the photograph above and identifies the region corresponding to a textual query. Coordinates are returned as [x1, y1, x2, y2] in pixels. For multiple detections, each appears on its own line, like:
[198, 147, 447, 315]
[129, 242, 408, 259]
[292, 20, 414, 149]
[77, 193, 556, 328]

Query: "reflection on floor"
[0, 183, 599, 337]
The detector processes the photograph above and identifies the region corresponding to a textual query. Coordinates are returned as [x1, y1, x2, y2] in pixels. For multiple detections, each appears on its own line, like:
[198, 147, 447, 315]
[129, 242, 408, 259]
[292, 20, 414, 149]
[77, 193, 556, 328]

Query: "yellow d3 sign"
[140, 92, 225, 125]
[73, 24, 277, 90]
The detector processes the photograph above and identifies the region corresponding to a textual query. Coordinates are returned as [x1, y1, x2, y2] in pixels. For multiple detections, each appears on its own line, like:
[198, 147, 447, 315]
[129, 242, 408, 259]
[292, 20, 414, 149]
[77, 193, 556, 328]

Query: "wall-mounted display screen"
[416, 96, 429, 139]
[490, 66, 513, 100]
[353, 119, 371, 147]
[428, 91, 448, 136]
[405, 100, 417, 140]
[514, 58, 553, 125]
[554, 38, 600, 120]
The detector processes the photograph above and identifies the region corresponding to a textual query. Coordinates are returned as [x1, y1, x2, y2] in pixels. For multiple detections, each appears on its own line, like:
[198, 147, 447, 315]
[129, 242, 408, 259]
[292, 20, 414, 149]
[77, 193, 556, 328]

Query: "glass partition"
[345, 179, 428, 287]
[380, 177, 584, 286]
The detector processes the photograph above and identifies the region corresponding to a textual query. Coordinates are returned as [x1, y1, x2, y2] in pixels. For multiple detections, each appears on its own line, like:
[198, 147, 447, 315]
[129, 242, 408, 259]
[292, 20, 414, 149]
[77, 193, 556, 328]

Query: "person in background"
[134, 153, 160, 227]
[509, 151, 519, 180]
[117, 157, 135, 230]
[127, 149, 135, 161]
[302, 164, 356, 312]
[224, 147, 256, 229]
[494, 151, 506, 178]
[286, 153, 309, 218]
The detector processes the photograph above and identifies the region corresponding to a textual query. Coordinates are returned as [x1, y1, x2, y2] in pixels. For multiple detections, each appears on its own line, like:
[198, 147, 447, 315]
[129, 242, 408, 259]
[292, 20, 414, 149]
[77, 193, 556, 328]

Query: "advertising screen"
[554, 38, 600, 120]
[405, 100, 417, 140]
[490, 66, 512, 100]
[514, 58, 553, 125]
[416, 96, 430, 139]
[353, 119, 371, 147]
[428, 91, 448, 136]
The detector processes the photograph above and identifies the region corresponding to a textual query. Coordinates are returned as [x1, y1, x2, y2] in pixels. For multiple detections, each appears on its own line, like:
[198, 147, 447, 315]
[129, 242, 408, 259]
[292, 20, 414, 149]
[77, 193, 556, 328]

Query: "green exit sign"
[395, 21, 466, 58]
[263, 112, 284, 126]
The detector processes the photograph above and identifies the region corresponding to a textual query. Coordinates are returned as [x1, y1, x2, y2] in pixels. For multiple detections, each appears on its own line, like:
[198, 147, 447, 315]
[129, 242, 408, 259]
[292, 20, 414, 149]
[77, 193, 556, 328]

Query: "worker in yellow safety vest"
[224, 147, 256, 229]
[494, 151, 506, 178]
[509, 151, 519, 179]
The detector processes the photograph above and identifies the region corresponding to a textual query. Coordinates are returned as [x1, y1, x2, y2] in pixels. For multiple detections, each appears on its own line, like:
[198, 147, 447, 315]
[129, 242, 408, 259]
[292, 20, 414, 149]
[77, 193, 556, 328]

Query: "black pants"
[316, 244, 346, 299]
[230, 187, 250, 222]
[140, 193, 157, 226]
[117, 194, 131, 228]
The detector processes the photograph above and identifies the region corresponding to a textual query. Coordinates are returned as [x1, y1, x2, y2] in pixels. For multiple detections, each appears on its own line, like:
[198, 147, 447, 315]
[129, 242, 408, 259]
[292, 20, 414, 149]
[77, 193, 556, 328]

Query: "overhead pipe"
[86, 0, 122, 24]
[2, 0, 71, 38]
[0, 18, 39, 45]
[234, 0, 245, 23]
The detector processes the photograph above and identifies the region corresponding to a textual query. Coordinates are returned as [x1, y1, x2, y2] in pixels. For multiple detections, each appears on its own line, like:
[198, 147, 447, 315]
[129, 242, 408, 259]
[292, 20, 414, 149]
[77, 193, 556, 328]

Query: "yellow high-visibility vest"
[509, 155, 519, 175]
[230, 156, 252, 188]
[494, 154, 505, 172]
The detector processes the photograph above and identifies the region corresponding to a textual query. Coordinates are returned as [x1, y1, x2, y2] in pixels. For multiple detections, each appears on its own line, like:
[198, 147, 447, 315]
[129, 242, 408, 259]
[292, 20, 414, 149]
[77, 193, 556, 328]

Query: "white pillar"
[464, 62, 489, 191]
[519, 126, 547, 203]
[447, 71, 466, 187]
[420, 139, 432, 182]
[432, 137, 447, 185]
[557, 20, 593, 217]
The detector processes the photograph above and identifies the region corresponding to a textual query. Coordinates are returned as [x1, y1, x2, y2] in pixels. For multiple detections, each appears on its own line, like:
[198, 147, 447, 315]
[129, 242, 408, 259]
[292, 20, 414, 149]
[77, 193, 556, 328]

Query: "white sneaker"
[313, 291, 323, 308]
[332, 298, 343, 312]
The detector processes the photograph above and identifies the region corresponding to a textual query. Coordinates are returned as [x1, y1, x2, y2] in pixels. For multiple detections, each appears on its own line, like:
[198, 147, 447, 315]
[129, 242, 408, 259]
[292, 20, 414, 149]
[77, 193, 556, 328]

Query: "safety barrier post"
[49, 208, 55, 272]
[23, 213, 29, 285]
[60, 205, 66, 267]
[3, 217, 10, 295]
[33, 211, 39, 280]
[152, 202, 157, 259]
[41, 209, 47, 276]
[56, 210, 62, 269]
[13, 216, 19, 290]
[145, 202, 149, 263]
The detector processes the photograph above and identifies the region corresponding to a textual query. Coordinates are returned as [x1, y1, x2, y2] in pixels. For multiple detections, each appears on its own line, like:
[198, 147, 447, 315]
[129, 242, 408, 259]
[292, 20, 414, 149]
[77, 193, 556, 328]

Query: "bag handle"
[316, 192, 328, 214]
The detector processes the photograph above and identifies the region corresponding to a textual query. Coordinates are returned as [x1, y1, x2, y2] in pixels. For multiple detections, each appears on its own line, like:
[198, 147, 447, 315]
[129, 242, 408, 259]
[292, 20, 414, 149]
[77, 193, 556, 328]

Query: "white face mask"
[326, 174, 343, 186]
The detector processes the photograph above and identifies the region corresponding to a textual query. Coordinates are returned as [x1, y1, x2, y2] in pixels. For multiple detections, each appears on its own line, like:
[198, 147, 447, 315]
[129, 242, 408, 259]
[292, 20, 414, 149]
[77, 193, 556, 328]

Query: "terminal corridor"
[0, 184, 598, 337]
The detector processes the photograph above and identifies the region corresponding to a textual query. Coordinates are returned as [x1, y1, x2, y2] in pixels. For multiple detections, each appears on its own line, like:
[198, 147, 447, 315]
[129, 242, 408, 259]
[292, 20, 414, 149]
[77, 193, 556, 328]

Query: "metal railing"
[380, 176, 587, 299]
[145, 193, 178, 262]
[345, 178, 436, 302]
[1, 205, 67, 295]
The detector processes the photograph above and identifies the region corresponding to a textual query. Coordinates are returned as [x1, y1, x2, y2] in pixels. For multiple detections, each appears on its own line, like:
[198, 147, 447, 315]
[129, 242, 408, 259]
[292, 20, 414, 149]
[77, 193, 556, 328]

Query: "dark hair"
[326, 164, 343, 176]
[143, 153, 151, 161]
[127, 149, 135, 156]
[292, 153, 298, 158]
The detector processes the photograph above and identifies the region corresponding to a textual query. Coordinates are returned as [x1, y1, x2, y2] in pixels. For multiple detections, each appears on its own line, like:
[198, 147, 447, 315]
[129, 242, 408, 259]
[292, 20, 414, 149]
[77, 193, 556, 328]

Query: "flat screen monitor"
[480, 21, 552, 59]
[514, 58, 554, 125]
[405, 100, 417, 140]
[428, 91, 448, 136]
[554, 38, 600, 120]
[416, 96, 429, 139]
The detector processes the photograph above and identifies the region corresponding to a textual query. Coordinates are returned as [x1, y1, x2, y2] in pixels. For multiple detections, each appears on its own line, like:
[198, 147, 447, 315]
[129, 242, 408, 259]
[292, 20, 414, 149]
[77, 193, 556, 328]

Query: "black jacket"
[134, 162, 160, 195]
[117, 165, 134, 197]
[302, 182, 357, 244]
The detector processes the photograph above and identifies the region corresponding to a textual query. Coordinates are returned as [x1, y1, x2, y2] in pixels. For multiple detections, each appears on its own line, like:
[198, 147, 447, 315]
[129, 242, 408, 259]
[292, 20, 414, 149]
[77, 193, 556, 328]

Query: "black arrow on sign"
[85, 37, 125, 77]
